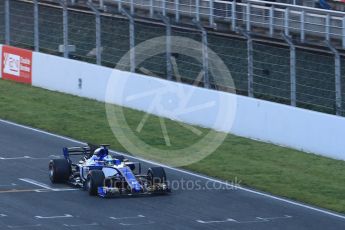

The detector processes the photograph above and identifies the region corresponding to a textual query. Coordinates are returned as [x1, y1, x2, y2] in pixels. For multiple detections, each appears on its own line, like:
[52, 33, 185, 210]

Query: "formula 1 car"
[48, 144, 170, 197]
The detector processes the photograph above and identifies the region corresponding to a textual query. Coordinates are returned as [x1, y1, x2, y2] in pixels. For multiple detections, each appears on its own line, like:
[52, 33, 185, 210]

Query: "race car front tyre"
[87, 170, 105, 196]
[147, 167, 166, 185]
[49, 159, 71, 183]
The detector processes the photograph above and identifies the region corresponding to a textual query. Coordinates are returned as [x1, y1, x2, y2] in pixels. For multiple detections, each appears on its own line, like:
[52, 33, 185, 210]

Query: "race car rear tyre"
[49, 159, 71, 183]
[147, 167, 166, 185]
[87, 170, 105, 196]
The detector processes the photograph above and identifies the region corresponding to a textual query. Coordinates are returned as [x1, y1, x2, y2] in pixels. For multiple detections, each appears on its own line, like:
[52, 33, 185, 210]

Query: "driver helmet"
[94, 147, 108, 158]
[104, 155, 114, 165]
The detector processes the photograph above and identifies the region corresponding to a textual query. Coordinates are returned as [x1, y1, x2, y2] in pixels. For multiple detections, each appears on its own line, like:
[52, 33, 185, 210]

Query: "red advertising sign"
[1, 45, 33, 84]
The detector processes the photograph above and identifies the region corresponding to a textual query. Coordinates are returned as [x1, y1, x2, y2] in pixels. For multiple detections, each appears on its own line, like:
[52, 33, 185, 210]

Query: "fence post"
[58, 0, 69, 58]
[325, 14, 330, 41]
[194, 20, 210, 88]
[121, 9, 135, 73]
[195, 0, 200, 22]
[243, 31, 254, 97]
[246, 3, 251, 32]
[231, 0, 236, 31]
[325, 41, 342, 116]
[150, 0, 154, 18]
[161, 15, 172, 81]
[130, 0, 134, 15]
[34, 0, 39, 51]
[269, 6, 274, 37]
[162, 0, 166, 17]
[284, 7, 289, 36]
[282, 34, 296, 107]
[117, 0, 122, 12]
[4, 0, 10, 45]
[87, 2, 102, 65]
[300, 10, 305, 43]
[342, 17, 345, 49]
[209, 0, 214, 27]
[240, 30, 253, 97]
[175, 0, 179, 22]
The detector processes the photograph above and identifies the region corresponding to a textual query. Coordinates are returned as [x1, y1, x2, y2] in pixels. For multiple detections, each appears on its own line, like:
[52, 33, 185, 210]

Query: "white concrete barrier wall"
[29, 51, 345, 161]
[231, 97, 345, 160]
[32, 52, 113, 101]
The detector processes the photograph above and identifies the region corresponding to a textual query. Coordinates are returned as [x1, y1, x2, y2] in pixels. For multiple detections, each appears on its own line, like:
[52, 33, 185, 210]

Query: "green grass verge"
[0, 79, 345, 213]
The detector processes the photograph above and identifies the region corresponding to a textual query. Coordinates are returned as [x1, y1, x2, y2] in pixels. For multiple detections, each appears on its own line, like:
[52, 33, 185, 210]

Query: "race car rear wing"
[63, 143, 98, 159]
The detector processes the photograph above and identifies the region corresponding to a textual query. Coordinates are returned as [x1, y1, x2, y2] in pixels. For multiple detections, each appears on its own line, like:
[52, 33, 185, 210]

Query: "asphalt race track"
[0, 120, 345, 230]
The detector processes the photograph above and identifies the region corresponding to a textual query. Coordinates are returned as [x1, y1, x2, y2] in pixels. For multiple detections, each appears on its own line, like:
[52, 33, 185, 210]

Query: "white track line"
[197, 218, 237, 224]
[1, 118, 345, 220]
[19, 178, 77, 192]
[110, 215, 145, 220]
[256, 215, 292, 221]
[0, 156, 31, 160]
[19, 178, 53, 190]
[35, 214, 73, 219]
[0, 156, 59, 160]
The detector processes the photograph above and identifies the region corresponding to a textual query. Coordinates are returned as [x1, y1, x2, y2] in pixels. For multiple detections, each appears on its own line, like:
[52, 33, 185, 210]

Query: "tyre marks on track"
[196, 215, 293, 225]
[110, 214, 154, 226]
[63, 223, 99, 228]
[7, 224, 42, 229]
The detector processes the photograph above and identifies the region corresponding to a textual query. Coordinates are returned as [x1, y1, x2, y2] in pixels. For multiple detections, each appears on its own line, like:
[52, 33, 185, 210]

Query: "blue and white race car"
[48, 144, 170, 197]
